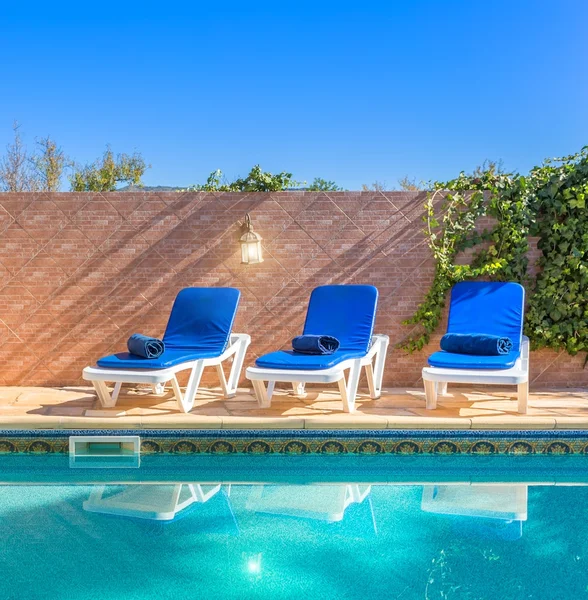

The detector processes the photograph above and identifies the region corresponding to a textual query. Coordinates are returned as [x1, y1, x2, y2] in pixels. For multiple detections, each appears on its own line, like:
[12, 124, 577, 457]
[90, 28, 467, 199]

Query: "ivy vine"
[526, 148, 588, 356]
[403, 147, 587, 361]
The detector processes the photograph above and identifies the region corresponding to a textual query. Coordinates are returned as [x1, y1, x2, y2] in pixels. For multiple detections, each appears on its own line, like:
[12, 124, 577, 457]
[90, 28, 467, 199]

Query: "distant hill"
[117, 184, 184, 192]
[117, 185, 320, 192]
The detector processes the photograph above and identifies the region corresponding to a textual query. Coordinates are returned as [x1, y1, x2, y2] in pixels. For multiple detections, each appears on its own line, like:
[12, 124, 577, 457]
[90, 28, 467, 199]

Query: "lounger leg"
[225, 335, 250, 397]
[91, 381, 117, 408]
[267, 380, 275, 400]
[370, 335, 389, 399]
[216, 364, 229, 397]
[365, 363, 377, 399]
[424, 379, 438, 409]
[170, 375, 183, 406]
[437, 382, 448, 396]
[337, 377, 349, 411]
[339, 360, 362, 413]
[292, 382, 306, 396]
[178, 362, 205, 413]
[252, 380, 272, 408]
[112, 382, 122, 402]
[517, 381, 529, 414]
[151, 383, 166, 395]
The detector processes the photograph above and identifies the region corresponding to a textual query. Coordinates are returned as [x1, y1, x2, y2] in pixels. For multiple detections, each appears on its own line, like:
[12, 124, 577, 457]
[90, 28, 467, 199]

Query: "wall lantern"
[239, 213, 263, 264]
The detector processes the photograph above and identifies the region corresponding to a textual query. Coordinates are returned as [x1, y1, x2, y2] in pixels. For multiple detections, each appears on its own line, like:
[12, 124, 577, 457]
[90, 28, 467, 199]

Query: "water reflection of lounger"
[246, 484, 377, 532]
[421, 484, 528, 541]
[83, 484, 236, 526]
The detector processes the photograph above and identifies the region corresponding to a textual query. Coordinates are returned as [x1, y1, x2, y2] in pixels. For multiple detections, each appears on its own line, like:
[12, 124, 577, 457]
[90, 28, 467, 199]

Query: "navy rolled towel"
[440, 333, 513, 356]
[127, 334, 165, 359]
[292, 335, 340, 355]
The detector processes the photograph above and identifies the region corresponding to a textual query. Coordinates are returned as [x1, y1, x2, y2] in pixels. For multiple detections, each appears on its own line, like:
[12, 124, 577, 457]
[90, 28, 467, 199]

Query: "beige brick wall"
[0, 191, 585, 388]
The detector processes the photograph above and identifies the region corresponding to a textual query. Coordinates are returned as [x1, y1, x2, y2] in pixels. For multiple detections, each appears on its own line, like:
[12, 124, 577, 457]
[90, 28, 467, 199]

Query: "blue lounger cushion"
[97, 287, 241, 370]
[292, 335, 340, 355]
[127, 334, 165, 359]
[427, 281, 525, 371]
[255, 285, 378, 371]
[96, 347, 227, 369]
[256, 349, 368, 370]
[440, 333, 513, 356]
[427, 350, 520, 370]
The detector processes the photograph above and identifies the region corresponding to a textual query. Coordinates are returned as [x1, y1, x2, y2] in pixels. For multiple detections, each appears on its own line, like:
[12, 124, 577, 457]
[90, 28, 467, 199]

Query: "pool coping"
[2, 414, 588, 430]
[3, 428, 588, 438]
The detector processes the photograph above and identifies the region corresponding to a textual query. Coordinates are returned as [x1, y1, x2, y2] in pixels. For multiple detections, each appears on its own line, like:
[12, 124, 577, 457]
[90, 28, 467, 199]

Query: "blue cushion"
[444, 281, 524, 351]
[162, 287, 240, 352]
[255, 285, 378, 370]
[427, 350, 520, 370]
[96, 348, 225, 369]
[255, 349, 367, 371]
[427, 281, 525, 371]
[97, 287, 241, 370]
[303, 285, 378, 353]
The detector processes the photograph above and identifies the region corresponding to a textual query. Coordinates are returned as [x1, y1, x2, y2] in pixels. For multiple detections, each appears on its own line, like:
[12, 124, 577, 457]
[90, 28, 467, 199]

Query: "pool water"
[0, 453, 587, 600]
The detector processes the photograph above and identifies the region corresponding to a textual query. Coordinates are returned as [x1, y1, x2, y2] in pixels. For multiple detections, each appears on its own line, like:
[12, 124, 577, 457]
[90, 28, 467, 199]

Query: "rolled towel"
[440, 333, 513, 356]
[127, 334, 165, 359]
[292, 335, 340, 355]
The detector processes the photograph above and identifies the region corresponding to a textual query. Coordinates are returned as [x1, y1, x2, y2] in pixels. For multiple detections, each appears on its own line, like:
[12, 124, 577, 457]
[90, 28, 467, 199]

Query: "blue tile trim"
[2, 429, 588, 439]
[2, 430, 588, 456]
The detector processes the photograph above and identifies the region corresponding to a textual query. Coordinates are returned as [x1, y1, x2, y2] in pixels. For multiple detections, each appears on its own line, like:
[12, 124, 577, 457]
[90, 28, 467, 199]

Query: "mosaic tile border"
[1, 429, 588, 455]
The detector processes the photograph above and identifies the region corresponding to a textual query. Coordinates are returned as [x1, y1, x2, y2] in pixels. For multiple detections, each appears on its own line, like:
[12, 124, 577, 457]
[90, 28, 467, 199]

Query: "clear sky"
[1, 0, 586, 190]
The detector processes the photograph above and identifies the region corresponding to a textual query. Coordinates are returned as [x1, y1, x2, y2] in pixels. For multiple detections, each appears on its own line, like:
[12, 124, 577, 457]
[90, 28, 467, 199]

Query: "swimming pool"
[1, 452, 587, 600]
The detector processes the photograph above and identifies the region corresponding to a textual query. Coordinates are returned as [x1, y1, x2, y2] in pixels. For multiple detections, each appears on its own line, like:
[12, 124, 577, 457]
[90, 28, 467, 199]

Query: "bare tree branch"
[0, 122, 39, 192]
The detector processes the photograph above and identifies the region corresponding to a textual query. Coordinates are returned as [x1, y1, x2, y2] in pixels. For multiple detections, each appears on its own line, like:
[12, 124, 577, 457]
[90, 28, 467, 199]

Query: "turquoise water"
[1, 454, 587, 599]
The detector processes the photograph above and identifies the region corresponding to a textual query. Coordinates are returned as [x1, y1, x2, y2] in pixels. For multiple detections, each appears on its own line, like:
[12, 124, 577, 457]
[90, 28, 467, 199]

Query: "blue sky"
[1, 0, 586, 190]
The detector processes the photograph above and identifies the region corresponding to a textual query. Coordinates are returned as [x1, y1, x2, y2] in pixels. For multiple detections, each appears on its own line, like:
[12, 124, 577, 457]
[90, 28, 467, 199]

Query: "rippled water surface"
[0, 453, 586, 599]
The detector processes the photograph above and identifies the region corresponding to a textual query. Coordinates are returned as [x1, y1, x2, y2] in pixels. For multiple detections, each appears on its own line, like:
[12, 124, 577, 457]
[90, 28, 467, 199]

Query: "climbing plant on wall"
[403, 146, 587, 360]
[525, 148, 588, 356]
[402, 168, 530, 352]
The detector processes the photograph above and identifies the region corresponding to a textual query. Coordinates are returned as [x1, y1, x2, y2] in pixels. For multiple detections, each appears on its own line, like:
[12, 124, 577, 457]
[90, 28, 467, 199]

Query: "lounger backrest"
[163, 287, 241, 352]
[303, 285, 378, 353]
[447, 282, 525, 352]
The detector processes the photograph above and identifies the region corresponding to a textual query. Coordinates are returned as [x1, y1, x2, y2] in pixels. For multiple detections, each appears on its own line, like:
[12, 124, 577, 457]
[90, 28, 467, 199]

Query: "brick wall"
[0, 191, 585, 388]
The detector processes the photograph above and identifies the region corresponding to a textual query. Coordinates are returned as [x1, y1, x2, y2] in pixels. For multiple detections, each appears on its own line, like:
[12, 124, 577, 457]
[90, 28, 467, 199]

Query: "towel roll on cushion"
[292, 335, 340, 355]
[440, 333, 513, 356]
[127, 334, 165, 359]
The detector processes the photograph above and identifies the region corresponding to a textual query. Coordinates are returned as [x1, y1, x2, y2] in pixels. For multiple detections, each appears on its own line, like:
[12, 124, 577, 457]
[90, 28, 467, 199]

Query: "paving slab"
[0, 385, 585, 431]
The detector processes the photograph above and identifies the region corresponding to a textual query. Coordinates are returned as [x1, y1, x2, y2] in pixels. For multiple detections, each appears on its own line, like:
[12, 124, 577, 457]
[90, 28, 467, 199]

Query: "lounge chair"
[83, 287, 250, 413]
[421, 281, 529, 413]
[246, 284, 389, 413]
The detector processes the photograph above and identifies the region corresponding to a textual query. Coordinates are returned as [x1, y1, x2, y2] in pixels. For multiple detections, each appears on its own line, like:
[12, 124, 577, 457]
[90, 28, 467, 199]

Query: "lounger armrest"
[220, 333, 251, 360]
[520, 335, 530, 370]
[365, 334, 389, 361]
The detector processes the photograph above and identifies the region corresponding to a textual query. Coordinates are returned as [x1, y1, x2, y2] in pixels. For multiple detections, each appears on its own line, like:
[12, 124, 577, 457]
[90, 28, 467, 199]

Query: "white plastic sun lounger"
[421, 282, 529, 414]
[246, 285, 389, 413]
[247, 335, 389, 413]
[83, 287, 250, 413]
